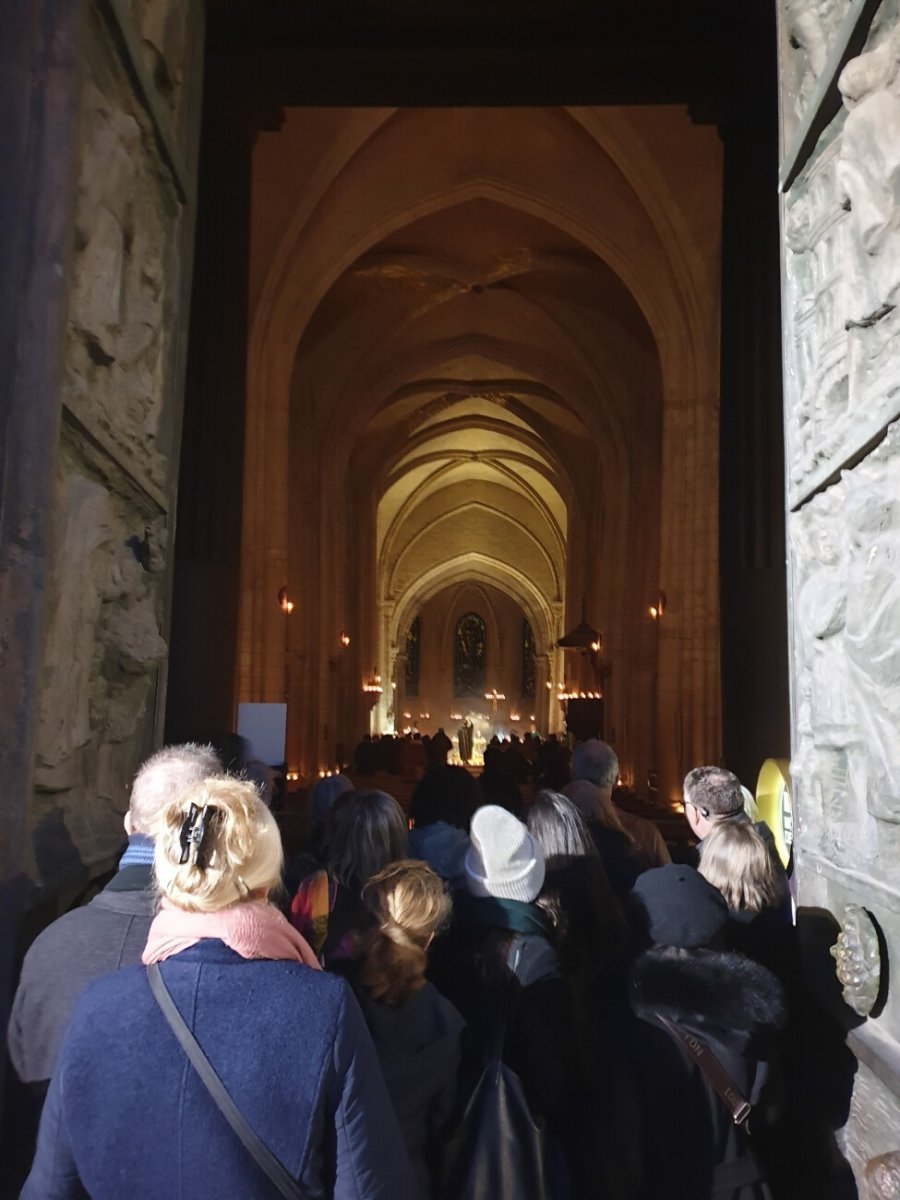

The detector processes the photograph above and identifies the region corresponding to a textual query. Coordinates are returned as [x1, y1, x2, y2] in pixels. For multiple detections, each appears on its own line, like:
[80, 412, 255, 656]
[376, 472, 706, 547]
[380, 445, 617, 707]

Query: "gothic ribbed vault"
[238, 105, 722, 793]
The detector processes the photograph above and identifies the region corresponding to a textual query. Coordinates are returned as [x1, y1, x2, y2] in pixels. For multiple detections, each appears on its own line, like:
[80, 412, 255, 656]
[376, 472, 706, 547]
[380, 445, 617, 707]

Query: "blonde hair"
[698, 818, 782, 913]
[129, 743, 222, 834]
[359, 860, 451, 1007]
[151, 777, 283, 913]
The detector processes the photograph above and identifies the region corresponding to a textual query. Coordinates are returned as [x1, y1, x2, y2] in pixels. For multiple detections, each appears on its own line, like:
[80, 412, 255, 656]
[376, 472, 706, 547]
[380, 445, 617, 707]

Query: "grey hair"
[683, 765, 744, 819]
[129, 743, 222, 835]
[570, 739, 619, 790]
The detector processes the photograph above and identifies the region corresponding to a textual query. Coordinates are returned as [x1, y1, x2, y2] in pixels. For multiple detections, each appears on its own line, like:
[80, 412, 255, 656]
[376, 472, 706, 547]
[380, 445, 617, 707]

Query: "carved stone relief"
[130, 0, 190, 124]
[784, 140, 852, 503]
[26, 8, 190, 885]
[790, 486, 865, 861]
[782, 1, 900, 1183]
[29, 463, 168, 879]
[838, 26, 900, 442]
[783, 24, 900, 505]
[790, 424, 900, 871]
[66, 69, 178, 501]
[781, 0, 852, 128]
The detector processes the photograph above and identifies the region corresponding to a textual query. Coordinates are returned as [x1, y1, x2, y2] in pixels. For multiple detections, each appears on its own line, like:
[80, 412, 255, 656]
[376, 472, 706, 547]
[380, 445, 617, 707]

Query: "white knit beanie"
[464, 805, 545, 902]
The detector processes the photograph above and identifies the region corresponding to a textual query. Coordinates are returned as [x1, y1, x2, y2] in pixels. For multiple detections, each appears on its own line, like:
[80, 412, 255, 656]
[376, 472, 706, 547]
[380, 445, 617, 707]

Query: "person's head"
[628, 863, 728, 950]
[359, 860, 451, 1006]
[328, 789, 408, 895]
[527, 790, 597, 867]
[464, 805, 545, 902]
[309, 772, 353, 826]
[151, 776, 282, 912]
[410, 765, 480, 830]
[682, 765, 745, 839]
[477, 770, 524, 819]
[127, 743, 222, 836]
[698, 819, 783, 913]
[570, 739, 619, 797]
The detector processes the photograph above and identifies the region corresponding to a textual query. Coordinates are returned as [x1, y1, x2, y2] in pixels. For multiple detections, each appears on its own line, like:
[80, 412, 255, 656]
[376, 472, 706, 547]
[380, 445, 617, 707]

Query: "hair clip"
[179, 803, 215, 867]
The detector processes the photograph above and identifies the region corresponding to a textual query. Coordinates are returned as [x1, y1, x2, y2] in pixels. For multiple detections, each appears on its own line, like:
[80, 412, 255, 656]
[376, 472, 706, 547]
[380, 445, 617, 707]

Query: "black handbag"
[439, 949, 551, 1200]
[147, 962, 306, 1200]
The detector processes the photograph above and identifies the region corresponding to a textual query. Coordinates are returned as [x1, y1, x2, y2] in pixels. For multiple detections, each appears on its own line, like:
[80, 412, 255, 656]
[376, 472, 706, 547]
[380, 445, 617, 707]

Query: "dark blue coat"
[22, 940, 416, 1200]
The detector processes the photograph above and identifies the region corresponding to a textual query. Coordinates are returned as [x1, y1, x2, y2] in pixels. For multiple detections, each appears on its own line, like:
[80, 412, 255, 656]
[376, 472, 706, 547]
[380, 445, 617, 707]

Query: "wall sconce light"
[509, 712, 520, 722]
[340, 630, 350, 647]
[402, 711, 412, 719]
[277, 587, 294, 614]
[286, 770, 300, 782]
[649, 591, 667, 620]
[545, 680, 552, 690]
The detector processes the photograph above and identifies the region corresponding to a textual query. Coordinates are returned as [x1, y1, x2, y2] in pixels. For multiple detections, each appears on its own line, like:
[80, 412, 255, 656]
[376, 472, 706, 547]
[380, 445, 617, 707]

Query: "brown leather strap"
[655, 1013, 752, 1129]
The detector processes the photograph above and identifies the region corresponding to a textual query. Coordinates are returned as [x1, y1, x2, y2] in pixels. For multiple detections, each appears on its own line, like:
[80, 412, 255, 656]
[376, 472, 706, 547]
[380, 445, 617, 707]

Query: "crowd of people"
[351, 728, 574, 788]
[5, 739, 847, 1198]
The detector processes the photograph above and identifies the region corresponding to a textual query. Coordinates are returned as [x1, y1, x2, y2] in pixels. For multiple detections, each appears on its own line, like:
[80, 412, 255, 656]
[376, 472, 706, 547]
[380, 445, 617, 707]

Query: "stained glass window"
[454, 612, 486, 697]
[521, 619, 536, 697]
[405, 617, 420, 696]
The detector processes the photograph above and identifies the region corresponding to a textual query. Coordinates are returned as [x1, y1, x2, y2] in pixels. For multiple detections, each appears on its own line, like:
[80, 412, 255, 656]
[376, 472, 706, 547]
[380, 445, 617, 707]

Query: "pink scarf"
[142, 898, 321, 970]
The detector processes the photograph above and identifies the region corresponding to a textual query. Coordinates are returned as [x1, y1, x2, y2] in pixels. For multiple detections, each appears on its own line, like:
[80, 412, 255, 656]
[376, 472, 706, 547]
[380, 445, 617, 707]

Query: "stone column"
[393, 652, 408, 734]
[166, 70, 259, 745]
[0, 0, 86, 1077]
[534, 653, 551, 734]
[719, 13, 790, 788]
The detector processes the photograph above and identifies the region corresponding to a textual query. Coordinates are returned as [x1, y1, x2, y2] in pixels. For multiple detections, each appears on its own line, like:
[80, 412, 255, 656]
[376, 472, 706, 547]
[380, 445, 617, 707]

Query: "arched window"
[454, 612, 486, 697]
[405, 617, 420, 697]
[521, 619, 536, 697]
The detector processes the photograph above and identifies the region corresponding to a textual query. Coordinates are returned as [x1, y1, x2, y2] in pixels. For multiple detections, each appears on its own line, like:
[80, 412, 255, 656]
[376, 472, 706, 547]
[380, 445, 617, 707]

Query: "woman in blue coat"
[22, 777, 415, 1200]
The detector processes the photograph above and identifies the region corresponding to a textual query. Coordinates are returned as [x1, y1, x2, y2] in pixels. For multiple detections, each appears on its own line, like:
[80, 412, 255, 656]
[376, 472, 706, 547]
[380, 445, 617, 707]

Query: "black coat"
[356, 982, 464, 1199]
[627, 946, 788, 1200]
[427, 899, 581, 1138]
[587, 823, 643, 901]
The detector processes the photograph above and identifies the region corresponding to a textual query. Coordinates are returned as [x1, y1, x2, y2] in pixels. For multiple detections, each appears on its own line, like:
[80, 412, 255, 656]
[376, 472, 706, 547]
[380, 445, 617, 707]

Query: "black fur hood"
[629, 946, 788, 1040]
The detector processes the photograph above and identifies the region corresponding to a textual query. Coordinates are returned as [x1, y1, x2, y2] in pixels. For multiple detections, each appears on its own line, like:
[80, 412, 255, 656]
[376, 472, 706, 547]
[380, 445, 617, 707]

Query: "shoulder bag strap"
[485, 942, 524, 1066]
[655, 1012, 752, 1129]
[147, 962, 305, 1200]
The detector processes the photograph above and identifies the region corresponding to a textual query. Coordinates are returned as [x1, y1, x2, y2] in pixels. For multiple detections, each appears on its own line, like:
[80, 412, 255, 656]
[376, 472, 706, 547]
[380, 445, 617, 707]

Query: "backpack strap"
[655, 1012, 752, 1129]
[147, 963, 305, 1200]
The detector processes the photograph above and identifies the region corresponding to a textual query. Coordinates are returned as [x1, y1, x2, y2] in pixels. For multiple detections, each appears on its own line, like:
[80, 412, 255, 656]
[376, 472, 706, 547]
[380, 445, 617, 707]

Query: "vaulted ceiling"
[237, 103, 722, 786]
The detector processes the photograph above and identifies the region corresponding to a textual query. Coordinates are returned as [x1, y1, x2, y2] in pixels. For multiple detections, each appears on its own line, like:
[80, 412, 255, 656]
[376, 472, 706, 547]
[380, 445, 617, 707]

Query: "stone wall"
[779, 0, 900, 1179]
[23, 1, 203, 895]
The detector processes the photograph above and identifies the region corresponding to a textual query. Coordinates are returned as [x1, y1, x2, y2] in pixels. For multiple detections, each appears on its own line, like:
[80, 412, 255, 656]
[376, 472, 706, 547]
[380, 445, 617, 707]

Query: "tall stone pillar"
[166, 68, 260, 745]
[719, 3, 790, 789]
[534, 653, 551, 733]
[0, 0, 205, 1092]
[0, 0, 86, 1079]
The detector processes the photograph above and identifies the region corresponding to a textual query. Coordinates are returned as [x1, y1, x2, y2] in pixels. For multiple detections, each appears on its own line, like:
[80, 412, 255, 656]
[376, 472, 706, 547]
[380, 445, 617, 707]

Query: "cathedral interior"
[3, 0, 900, 1190]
